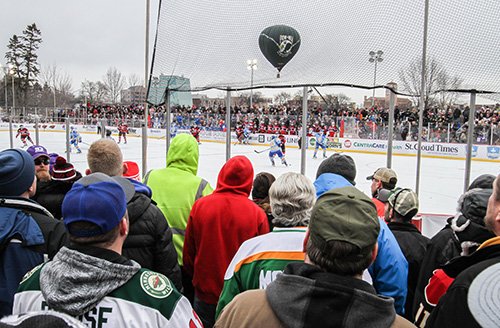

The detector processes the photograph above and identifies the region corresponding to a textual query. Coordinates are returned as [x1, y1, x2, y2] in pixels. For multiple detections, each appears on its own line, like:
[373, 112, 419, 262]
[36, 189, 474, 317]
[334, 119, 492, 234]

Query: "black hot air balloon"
[259, 25, 301, 78]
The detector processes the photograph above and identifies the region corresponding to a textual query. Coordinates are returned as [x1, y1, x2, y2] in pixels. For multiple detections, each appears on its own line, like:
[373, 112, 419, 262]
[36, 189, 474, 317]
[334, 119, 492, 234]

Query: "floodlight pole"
[2, 65, 7, 110]
[369, 51, 383, 107]
[11, 73, 15, 112]
[416, 0, 430, 196]
[225, 89, 232, 161]
[301, 86, 308, 175]
[463, 91, 476, 192]
[142, 0, 150, 177]
[246, 59, 257, 109]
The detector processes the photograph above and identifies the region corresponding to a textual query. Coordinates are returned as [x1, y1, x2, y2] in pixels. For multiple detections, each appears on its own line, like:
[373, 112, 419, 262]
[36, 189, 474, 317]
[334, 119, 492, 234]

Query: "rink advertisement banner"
[0, 124, 497, 161]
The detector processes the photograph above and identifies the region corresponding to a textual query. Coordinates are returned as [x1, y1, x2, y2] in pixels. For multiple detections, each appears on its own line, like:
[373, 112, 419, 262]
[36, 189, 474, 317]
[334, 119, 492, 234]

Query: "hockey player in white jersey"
[268, 135, 288, 166]
[70, 127, 82, 153]
[313, 130, 328, 159]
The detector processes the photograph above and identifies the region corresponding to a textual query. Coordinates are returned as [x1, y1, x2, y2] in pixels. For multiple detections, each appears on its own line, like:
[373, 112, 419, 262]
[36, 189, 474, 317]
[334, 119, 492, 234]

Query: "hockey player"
[170, 122, 178, 139]
[268, 135, 288, 167]
[117, 121, 129, 144]
[16, 125, 34, 148]
[190, 125, 201, 144]
[242, 126, 251, 144]
[69, 126, 82, 153]
[313, 130, 328, 159]
[235, 125, 244, 144]
[278, 133, 286, 154]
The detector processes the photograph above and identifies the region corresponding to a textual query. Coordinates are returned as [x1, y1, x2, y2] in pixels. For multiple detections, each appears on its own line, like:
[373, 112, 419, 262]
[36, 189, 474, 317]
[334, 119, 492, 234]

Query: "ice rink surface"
[1, 130, 498, 215]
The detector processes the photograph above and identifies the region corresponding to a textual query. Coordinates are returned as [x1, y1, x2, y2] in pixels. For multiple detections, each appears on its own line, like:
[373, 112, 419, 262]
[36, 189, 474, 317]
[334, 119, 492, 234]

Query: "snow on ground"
[1, 130, 498, 215]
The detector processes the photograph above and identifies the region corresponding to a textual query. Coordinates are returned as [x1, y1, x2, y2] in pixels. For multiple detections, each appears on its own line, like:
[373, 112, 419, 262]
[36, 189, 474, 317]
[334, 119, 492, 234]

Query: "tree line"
[2, 23, 143, 110]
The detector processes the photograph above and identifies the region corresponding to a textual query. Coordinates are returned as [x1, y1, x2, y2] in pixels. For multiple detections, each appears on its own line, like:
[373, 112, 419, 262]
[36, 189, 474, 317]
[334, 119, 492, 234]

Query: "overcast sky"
[1, 0, 160, 92]
[2, 0, 498, 105]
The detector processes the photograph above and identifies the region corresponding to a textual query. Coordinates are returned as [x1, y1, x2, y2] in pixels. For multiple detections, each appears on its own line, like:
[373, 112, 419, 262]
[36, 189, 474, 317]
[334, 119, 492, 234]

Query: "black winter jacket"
[413, 188, 493, 319]
[388, 221, 429, 322]
[426, 243, 500, 328]
[32, 172, 82, 220]
[122, 191, 182, 291]
[0, 196, 67, 259]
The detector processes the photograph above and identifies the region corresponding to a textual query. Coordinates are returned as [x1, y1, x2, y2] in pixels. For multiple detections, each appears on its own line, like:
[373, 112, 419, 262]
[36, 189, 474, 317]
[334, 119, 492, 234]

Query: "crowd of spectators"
[4, 102, 499, 144]
[1, 133, 499, 327]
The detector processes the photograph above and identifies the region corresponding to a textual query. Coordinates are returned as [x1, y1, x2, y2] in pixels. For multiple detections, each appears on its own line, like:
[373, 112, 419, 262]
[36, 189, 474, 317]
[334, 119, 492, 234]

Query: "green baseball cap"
[310, 186, 380, 251]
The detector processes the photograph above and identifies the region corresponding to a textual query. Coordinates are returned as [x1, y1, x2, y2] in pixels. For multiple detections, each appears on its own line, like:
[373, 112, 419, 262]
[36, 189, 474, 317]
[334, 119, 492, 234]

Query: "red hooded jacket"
[183, 156, 269, 304]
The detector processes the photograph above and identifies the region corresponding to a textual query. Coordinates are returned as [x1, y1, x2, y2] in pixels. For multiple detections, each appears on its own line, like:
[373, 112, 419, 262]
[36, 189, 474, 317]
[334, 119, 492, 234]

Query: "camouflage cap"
[388, 188, 419, 217]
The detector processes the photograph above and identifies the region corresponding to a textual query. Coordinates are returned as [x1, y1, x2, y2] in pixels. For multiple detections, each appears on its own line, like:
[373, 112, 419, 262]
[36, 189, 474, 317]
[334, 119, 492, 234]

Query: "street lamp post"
[246, 59, 257, 108]
[1, 65, 8, 110]
[369, 50, 383, 107]
[9, 64, 15, 112]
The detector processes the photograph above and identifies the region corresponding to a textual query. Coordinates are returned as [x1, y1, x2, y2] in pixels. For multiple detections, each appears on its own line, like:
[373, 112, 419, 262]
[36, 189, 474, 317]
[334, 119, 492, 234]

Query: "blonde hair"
[87, 139, 123, 176]
[269, 172, 316, 227]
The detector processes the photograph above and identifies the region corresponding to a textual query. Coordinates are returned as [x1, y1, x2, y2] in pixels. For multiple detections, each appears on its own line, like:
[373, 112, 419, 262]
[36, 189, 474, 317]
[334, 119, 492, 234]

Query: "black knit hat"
[468, 174, 496, 190]
[315, 153, 357, 185]
[252, 172, 276, 200]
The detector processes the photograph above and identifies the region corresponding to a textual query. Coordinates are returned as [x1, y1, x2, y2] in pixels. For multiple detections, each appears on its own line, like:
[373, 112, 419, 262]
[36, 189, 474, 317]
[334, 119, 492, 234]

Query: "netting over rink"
[149, 0, 500, 102]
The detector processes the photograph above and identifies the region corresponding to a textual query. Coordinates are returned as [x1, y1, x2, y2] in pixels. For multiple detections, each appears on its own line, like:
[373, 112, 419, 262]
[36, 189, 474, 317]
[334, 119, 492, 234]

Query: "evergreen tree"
[20, 23, 42, 104]
[5, 35, 23, 77]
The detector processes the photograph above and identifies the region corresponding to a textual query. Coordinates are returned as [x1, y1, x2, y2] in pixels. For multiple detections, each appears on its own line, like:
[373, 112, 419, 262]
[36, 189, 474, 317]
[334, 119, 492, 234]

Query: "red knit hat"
[52, 156, 77, 181]
[123, 161, 141, 181]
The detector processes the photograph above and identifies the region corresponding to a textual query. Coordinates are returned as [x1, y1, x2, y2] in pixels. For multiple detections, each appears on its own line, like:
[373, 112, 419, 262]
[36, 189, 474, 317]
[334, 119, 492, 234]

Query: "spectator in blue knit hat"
[0, 148, 67, 317]
[12, 172, 202, 328]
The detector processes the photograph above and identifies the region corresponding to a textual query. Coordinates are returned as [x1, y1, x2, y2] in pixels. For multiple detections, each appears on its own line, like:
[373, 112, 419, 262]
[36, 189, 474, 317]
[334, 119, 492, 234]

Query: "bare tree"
[103, 67, 125, 103]
[80, 80, 108, 104]
[39, 64, 74, 108]
[436, 74, 463, 109]
[274, 91, 291, 105]
[399, 57, 462, 108]
[127, 73, 142, 88]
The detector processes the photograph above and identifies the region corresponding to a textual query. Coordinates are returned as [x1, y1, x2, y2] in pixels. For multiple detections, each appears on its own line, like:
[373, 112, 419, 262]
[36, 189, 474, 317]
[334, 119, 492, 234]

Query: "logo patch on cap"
[140, 271, 173, 299]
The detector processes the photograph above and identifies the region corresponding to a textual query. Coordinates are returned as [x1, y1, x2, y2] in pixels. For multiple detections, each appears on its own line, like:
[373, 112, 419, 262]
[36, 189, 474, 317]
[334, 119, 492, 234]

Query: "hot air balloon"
[259, 25, 301, 78]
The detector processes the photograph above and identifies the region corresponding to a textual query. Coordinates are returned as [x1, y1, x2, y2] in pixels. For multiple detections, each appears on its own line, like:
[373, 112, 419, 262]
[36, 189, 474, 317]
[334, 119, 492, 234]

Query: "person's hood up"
[314, 173, 353, 198]
[451, 214, 495, 256]
[127, 178, 152, 197]
[40, 247, 140, 316]
[266, 262, 396, 328]
[457, 188, 492, 225]
[166, 133, 199, 175]
[215, 156, 253, 196]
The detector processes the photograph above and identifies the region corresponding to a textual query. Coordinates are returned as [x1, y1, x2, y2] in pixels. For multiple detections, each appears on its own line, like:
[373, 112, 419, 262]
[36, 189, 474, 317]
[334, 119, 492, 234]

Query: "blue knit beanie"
[0, 149, 36, 196]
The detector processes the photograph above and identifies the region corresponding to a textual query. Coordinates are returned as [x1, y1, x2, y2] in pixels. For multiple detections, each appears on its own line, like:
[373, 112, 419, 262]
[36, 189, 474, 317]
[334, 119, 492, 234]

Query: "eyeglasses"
[34, 158, 50, 166]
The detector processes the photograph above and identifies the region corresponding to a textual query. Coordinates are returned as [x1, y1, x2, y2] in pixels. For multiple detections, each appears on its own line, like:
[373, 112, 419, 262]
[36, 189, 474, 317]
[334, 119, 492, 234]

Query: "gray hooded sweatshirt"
[40, 246, 141, 316]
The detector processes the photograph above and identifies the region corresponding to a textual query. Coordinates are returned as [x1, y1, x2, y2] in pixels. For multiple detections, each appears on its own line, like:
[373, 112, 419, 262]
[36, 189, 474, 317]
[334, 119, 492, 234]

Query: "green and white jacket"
[216, 227, 307, 318]
[13, 246, 202, 328]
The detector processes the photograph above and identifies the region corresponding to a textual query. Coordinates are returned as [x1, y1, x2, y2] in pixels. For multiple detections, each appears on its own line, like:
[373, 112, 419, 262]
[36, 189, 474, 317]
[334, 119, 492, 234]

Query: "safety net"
[148, 0, 500, 104]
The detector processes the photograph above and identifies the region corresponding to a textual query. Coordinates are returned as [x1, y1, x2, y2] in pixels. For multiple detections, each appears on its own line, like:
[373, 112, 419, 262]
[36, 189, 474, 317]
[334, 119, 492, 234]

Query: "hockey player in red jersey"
[117, 122, 129, 144]
[235, 125, 244, 144]
[278, 133, 287, 154]
[190, 125, 201, 144]
[16, 125, 34, 148]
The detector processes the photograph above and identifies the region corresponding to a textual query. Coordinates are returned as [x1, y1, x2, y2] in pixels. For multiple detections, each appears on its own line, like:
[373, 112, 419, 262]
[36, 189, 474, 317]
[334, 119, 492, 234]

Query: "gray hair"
[269, 172, 316, 227]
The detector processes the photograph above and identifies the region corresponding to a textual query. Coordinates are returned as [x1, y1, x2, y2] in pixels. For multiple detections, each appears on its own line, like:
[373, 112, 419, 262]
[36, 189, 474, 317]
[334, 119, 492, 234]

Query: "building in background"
[121, 86, 147, 104]
[364, 82, 412, 109]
